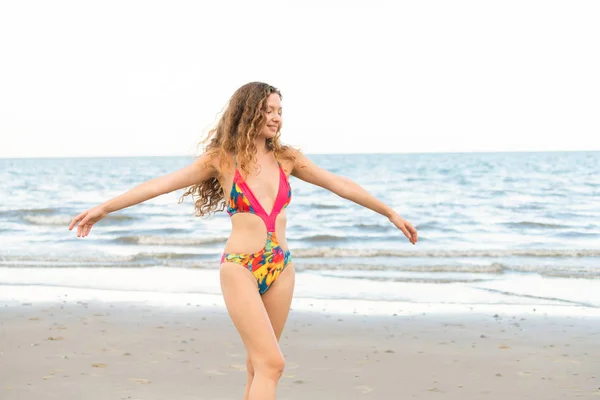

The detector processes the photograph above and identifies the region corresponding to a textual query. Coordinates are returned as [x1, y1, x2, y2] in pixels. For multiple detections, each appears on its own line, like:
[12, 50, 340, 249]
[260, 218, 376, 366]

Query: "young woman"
[68, 81, 418, 400]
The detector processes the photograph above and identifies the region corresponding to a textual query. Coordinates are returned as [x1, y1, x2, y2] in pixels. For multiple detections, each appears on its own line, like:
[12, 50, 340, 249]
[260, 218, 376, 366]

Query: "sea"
[1, 152, 599, 313]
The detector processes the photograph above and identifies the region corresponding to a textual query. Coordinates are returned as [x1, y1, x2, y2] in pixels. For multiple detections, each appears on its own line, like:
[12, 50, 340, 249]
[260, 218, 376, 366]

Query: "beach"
[1, 290, 599, 400]
[2, 152, 600, 398]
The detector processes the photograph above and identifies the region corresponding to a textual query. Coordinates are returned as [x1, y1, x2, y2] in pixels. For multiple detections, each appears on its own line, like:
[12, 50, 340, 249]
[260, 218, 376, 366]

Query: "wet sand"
[1, 300, 599, 400]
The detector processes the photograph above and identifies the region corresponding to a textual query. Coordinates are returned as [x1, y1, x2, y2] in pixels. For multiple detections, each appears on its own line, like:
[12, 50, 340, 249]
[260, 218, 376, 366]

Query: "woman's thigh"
[261, 264, 295, 340]
[219, 262, 281, 360]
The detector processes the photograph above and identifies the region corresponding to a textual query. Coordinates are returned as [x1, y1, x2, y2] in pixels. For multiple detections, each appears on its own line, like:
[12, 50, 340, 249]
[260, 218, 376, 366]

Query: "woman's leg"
[244, 264, 295, 399]
[262, 263, 295, 341]
[220, 263, 284, 400]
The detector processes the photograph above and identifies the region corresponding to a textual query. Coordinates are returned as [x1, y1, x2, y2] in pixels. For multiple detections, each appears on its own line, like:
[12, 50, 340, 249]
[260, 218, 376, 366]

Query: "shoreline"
[2, 263, 600, 315]
[2, 283, 600, 318]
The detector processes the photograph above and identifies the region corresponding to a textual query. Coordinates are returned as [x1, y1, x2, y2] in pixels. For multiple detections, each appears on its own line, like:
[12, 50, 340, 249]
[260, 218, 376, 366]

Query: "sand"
[1, 299, 599, 400]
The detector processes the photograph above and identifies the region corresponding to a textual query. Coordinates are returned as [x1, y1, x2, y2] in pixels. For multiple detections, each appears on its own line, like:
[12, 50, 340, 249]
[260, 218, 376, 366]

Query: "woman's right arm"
[102, 153, 217, 213]
[68, 153, 217, 237]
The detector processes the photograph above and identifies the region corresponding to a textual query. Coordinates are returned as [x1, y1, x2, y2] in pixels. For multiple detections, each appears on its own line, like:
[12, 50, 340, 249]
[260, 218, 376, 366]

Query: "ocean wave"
[294, 233, 403, 243]
[22, 213, 136, 226]
[310, 203, 342, 209]
[297, 263, 506, 273]
[132, 252, 206, 261]
[0, 208, 57, 216]
[0, 262, 155, 269]
[555, 231, 600, 238]
[545, 211, 591, 219]
[503, 221, 568, 229]
[498, 203, 546, 211]
[315, 273, 490, 284]
[295, 234, 348, 242]
[0, 251, 212, 263]
[355, 223, 391, 230]
[2, 256, 599, 280]
[293, 247, 600, 258]
[0, 254, 136, 263]
[296, 262, 600, 279]
[23, 215, 72, 226]
[105, 227, 189, 236]
[114, 235, 227, 246]
[510, 264, 600, 278]
[103, 214, 137, 221]
[2, 207, 135, 222]
[414, 221, 459, 232]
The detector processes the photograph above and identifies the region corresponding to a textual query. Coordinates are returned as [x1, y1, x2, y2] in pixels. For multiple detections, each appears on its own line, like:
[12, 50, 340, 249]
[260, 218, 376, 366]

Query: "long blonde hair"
[179, 82, 296, 217]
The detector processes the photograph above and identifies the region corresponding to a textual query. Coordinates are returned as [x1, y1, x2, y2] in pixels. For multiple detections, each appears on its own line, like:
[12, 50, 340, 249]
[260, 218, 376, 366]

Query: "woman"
[68, 81, 418, 400]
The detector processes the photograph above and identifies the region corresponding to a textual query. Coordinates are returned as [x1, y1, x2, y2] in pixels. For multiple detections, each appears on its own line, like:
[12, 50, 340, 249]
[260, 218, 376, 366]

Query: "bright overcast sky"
[0, 0, 599, 158]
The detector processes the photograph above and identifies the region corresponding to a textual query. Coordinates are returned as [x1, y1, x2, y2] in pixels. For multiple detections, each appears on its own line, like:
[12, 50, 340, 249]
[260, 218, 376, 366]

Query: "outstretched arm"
[101, 153, 217, 213]
[69, 153, 217, 237]
[291, 150, 418, 244]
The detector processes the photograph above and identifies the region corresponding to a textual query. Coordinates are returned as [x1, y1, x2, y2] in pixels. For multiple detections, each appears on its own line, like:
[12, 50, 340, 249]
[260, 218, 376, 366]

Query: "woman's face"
[260, 93, 282, 138]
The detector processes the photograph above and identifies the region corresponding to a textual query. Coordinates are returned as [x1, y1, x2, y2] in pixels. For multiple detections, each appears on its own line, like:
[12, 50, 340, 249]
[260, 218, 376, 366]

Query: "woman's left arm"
[291, 150, 418, 245]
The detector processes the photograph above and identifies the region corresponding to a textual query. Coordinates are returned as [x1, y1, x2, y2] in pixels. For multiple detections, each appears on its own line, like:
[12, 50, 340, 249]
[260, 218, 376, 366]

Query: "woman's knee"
[253, 352, 285, 380]
[246, 356, 255, 377]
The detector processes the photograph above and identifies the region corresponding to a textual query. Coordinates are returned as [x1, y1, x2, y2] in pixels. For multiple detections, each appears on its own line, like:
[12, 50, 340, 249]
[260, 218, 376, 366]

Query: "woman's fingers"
[398, 225, 411, 241]
[402, 222, 417, 244]
[407, 223, 418, 243]
[68, 212, 86, 230]
[78, 221, 94, 237]
[77, 217, 89, 237]
[69, 209, 101, 237]
[76, 219, 87, 237]
[79, 215, 91, 228]
[390, 215, 417, 245]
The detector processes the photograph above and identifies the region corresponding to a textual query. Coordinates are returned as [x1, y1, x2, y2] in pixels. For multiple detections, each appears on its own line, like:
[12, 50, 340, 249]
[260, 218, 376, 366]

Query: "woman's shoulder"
[279, 145, 305, 161]
[196, 149, 235, 178]
[278, 145, 308, 176]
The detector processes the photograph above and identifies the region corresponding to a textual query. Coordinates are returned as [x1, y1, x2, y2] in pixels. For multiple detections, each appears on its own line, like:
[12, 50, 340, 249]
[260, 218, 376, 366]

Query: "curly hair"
[179, 81, 296, 217]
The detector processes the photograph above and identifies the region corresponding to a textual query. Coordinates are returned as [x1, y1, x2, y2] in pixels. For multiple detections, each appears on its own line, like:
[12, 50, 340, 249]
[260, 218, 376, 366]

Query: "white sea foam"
[1, 267, 599, 311]
[2, 284, 599, 318]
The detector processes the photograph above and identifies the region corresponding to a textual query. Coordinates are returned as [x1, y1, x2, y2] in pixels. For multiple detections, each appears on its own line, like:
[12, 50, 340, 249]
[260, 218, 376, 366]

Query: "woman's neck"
[254, 137, 270, 156]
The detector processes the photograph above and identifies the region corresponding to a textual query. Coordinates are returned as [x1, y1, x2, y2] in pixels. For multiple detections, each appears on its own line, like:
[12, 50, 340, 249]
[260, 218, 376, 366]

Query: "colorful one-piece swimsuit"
[220, 162, 292, 295]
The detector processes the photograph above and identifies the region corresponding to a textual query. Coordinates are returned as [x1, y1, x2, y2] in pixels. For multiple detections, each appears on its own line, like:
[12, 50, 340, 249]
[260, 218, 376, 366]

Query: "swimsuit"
[220, 159, 292, 295]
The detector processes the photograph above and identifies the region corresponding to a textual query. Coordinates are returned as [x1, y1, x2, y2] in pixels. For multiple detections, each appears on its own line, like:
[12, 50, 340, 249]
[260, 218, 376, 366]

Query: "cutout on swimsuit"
[221, 159, 292, 295]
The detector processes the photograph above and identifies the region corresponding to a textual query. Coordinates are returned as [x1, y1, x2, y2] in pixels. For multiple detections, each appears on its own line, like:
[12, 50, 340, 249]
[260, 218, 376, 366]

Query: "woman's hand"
[390, 213, 418, 245]
[68, 205, 108, 238]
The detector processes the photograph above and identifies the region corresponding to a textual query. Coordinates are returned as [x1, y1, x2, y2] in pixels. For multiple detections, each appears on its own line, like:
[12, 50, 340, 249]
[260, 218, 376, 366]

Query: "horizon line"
[1, 149, 599, 160]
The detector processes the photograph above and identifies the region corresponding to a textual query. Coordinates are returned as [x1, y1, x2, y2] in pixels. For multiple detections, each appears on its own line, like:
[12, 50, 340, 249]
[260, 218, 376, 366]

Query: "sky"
[0, 0, 599, 158]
